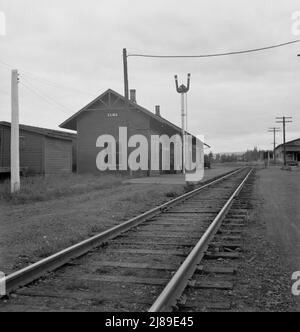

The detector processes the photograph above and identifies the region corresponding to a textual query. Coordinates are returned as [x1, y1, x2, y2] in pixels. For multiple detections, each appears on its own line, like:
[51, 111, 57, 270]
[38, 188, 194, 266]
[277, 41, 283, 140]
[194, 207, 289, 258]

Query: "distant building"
[275, 138, 300, 165]
[0, 122, 77, 175]
[60, 89, 208, 175]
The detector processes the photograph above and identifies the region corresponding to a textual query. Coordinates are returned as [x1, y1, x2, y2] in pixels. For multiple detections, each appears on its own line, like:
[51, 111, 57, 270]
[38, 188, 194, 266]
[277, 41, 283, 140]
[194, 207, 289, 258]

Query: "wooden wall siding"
[276, 140, 300, 153]
[0, 126, 44, 173]
[0, 127, 5, 167]
[276, 139, 300, 162]
[0, 126, 11, 168]
[72, 140, 77, 172]
[77, 103, 152, 174]
[286, 140, 300, 151]
[64, 89, 188, 175]
[44, 137, 72, 174]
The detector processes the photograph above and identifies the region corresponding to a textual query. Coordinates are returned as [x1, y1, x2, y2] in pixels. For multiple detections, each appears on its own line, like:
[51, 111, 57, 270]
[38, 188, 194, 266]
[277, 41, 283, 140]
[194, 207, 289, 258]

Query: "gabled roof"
[59, 89, 210, 148]
[0, 121, 77, 141]
[275, 138, 300, 150]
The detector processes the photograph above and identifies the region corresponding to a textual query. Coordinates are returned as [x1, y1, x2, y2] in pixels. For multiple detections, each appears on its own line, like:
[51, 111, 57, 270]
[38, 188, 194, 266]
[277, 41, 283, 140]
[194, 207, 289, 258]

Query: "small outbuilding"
[275, 138, 300, 165]
[0, 121, 77, 175]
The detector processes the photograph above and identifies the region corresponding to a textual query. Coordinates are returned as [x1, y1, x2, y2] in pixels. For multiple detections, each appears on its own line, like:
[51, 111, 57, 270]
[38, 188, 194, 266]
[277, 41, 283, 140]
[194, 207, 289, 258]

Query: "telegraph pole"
[276, 116, 293, 166]
[123, 49, 133, 176]
[11, 69, 20, 193]
[175, 74, 191, 175]
[123, 48, 129, 102]
[268, 127, 280, 164]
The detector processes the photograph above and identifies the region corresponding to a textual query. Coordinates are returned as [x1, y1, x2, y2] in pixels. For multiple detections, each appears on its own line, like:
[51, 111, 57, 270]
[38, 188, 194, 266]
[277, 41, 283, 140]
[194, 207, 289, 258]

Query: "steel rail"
[149, 168, 253, 312]
[2, 168, 245, 296]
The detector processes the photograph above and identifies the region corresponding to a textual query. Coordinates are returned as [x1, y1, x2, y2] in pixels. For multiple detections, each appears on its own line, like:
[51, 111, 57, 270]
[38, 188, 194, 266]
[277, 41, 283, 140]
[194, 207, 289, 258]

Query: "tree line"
[208, 147, 272, 163]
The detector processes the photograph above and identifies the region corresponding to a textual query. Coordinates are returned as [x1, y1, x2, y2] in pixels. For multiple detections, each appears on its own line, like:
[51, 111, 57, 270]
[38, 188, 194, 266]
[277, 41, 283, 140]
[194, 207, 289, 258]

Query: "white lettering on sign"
[292, 11, 300, 36]
[107, 113, 119, 118]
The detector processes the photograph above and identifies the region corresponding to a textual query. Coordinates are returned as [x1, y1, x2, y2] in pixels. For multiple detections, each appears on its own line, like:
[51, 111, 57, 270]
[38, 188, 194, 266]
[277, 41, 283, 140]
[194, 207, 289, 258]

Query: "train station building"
[60, 89, 206, 175]
[275, 138, 300, 165]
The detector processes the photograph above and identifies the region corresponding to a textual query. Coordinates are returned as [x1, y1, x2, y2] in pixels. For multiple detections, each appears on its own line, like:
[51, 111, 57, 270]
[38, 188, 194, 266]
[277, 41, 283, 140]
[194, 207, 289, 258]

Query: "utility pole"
[268, 127, 280, 164]
[276, 116, 293, 166]
[11, 69, 20, 193]
[123, 48, 132, 176]
[123, 48, 129, 102]
[175, 74, 191, 175]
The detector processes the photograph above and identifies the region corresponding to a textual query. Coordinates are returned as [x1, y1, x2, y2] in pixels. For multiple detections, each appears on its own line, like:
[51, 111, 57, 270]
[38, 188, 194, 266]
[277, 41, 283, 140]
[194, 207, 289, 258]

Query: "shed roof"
[60, 89, 210, 148]
[0, 121, 77, 141]
[275, 138, 300, 150]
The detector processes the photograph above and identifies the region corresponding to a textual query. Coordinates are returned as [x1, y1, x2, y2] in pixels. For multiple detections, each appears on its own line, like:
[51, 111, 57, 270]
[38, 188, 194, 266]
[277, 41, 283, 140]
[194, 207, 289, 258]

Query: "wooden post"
[123, 49, 132, 176]
[11, 69, 20, 193]
[276, 117, 292, 167]
[283, 117, 287, 166]
[269, 127, 281, 165]
[123, 48, 129, 102]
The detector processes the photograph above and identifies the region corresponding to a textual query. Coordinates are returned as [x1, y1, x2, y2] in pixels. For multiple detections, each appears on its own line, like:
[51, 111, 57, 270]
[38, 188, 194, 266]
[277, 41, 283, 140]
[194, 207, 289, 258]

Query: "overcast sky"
[0, 0, 299, 153]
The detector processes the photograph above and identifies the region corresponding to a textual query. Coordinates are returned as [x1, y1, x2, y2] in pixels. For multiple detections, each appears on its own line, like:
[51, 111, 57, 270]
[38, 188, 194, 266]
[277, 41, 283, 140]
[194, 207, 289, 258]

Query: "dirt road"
[255, 167, 300, 310]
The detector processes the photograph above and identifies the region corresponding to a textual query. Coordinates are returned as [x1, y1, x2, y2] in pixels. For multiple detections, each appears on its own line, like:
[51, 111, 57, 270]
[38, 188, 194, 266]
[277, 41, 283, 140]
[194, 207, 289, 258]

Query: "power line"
[20, 80, 73, 114]
[128, 39, 300, 58]
[0, 60, 13, 69]
[0, 59, 98, 97]
[21, 79, 72, 113]
[20, 71, 98, 97]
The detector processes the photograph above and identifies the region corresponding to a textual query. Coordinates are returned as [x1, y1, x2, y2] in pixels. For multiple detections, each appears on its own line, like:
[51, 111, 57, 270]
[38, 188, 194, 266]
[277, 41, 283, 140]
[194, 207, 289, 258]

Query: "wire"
[0, 59, 98, 97]
[0, 60, 13, 69]
[20, 71, 98, 97]
[20, 80, 73, 114]
[21, 79, 73, 112]
[128, 39, 300, 58]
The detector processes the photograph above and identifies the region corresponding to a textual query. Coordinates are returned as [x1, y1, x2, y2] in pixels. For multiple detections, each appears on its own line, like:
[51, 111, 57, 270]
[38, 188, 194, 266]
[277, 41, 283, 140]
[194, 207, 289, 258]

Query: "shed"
[275, 138, 300, 165]
[0, 122, 77, 175]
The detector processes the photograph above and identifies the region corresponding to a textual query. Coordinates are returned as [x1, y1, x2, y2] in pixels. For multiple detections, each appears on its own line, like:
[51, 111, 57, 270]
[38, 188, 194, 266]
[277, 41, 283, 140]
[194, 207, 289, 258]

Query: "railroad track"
[0, 167, 254, 312]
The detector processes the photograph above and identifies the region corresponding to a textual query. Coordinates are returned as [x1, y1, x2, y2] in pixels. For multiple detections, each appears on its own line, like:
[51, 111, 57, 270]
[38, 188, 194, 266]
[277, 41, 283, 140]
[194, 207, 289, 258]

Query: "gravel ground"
[233, 167, 300, 312]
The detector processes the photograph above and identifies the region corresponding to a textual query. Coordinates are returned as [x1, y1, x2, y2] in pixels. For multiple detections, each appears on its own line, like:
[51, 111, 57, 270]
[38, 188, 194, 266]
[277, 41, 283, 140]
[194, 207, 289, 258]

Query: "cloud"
[0, 0, 299, 152]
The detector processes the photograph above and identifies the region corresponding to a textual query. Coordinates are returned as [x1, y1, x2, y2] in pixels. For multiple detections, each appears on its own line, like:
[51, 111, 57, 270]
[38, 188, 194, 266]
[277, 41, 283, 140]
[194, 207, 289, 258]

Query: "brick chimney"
[155, 105, 161, 117]
[130, 89, 136, 103]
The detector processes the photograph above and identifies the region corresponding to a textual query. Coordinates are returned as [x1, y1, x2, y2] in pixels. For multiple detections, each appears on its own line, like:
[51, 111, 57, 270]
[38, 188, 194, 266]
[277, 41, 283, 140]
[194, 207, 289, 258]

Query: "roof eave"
[59, 119, 77, 131]
[58, 89, 212, 148]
